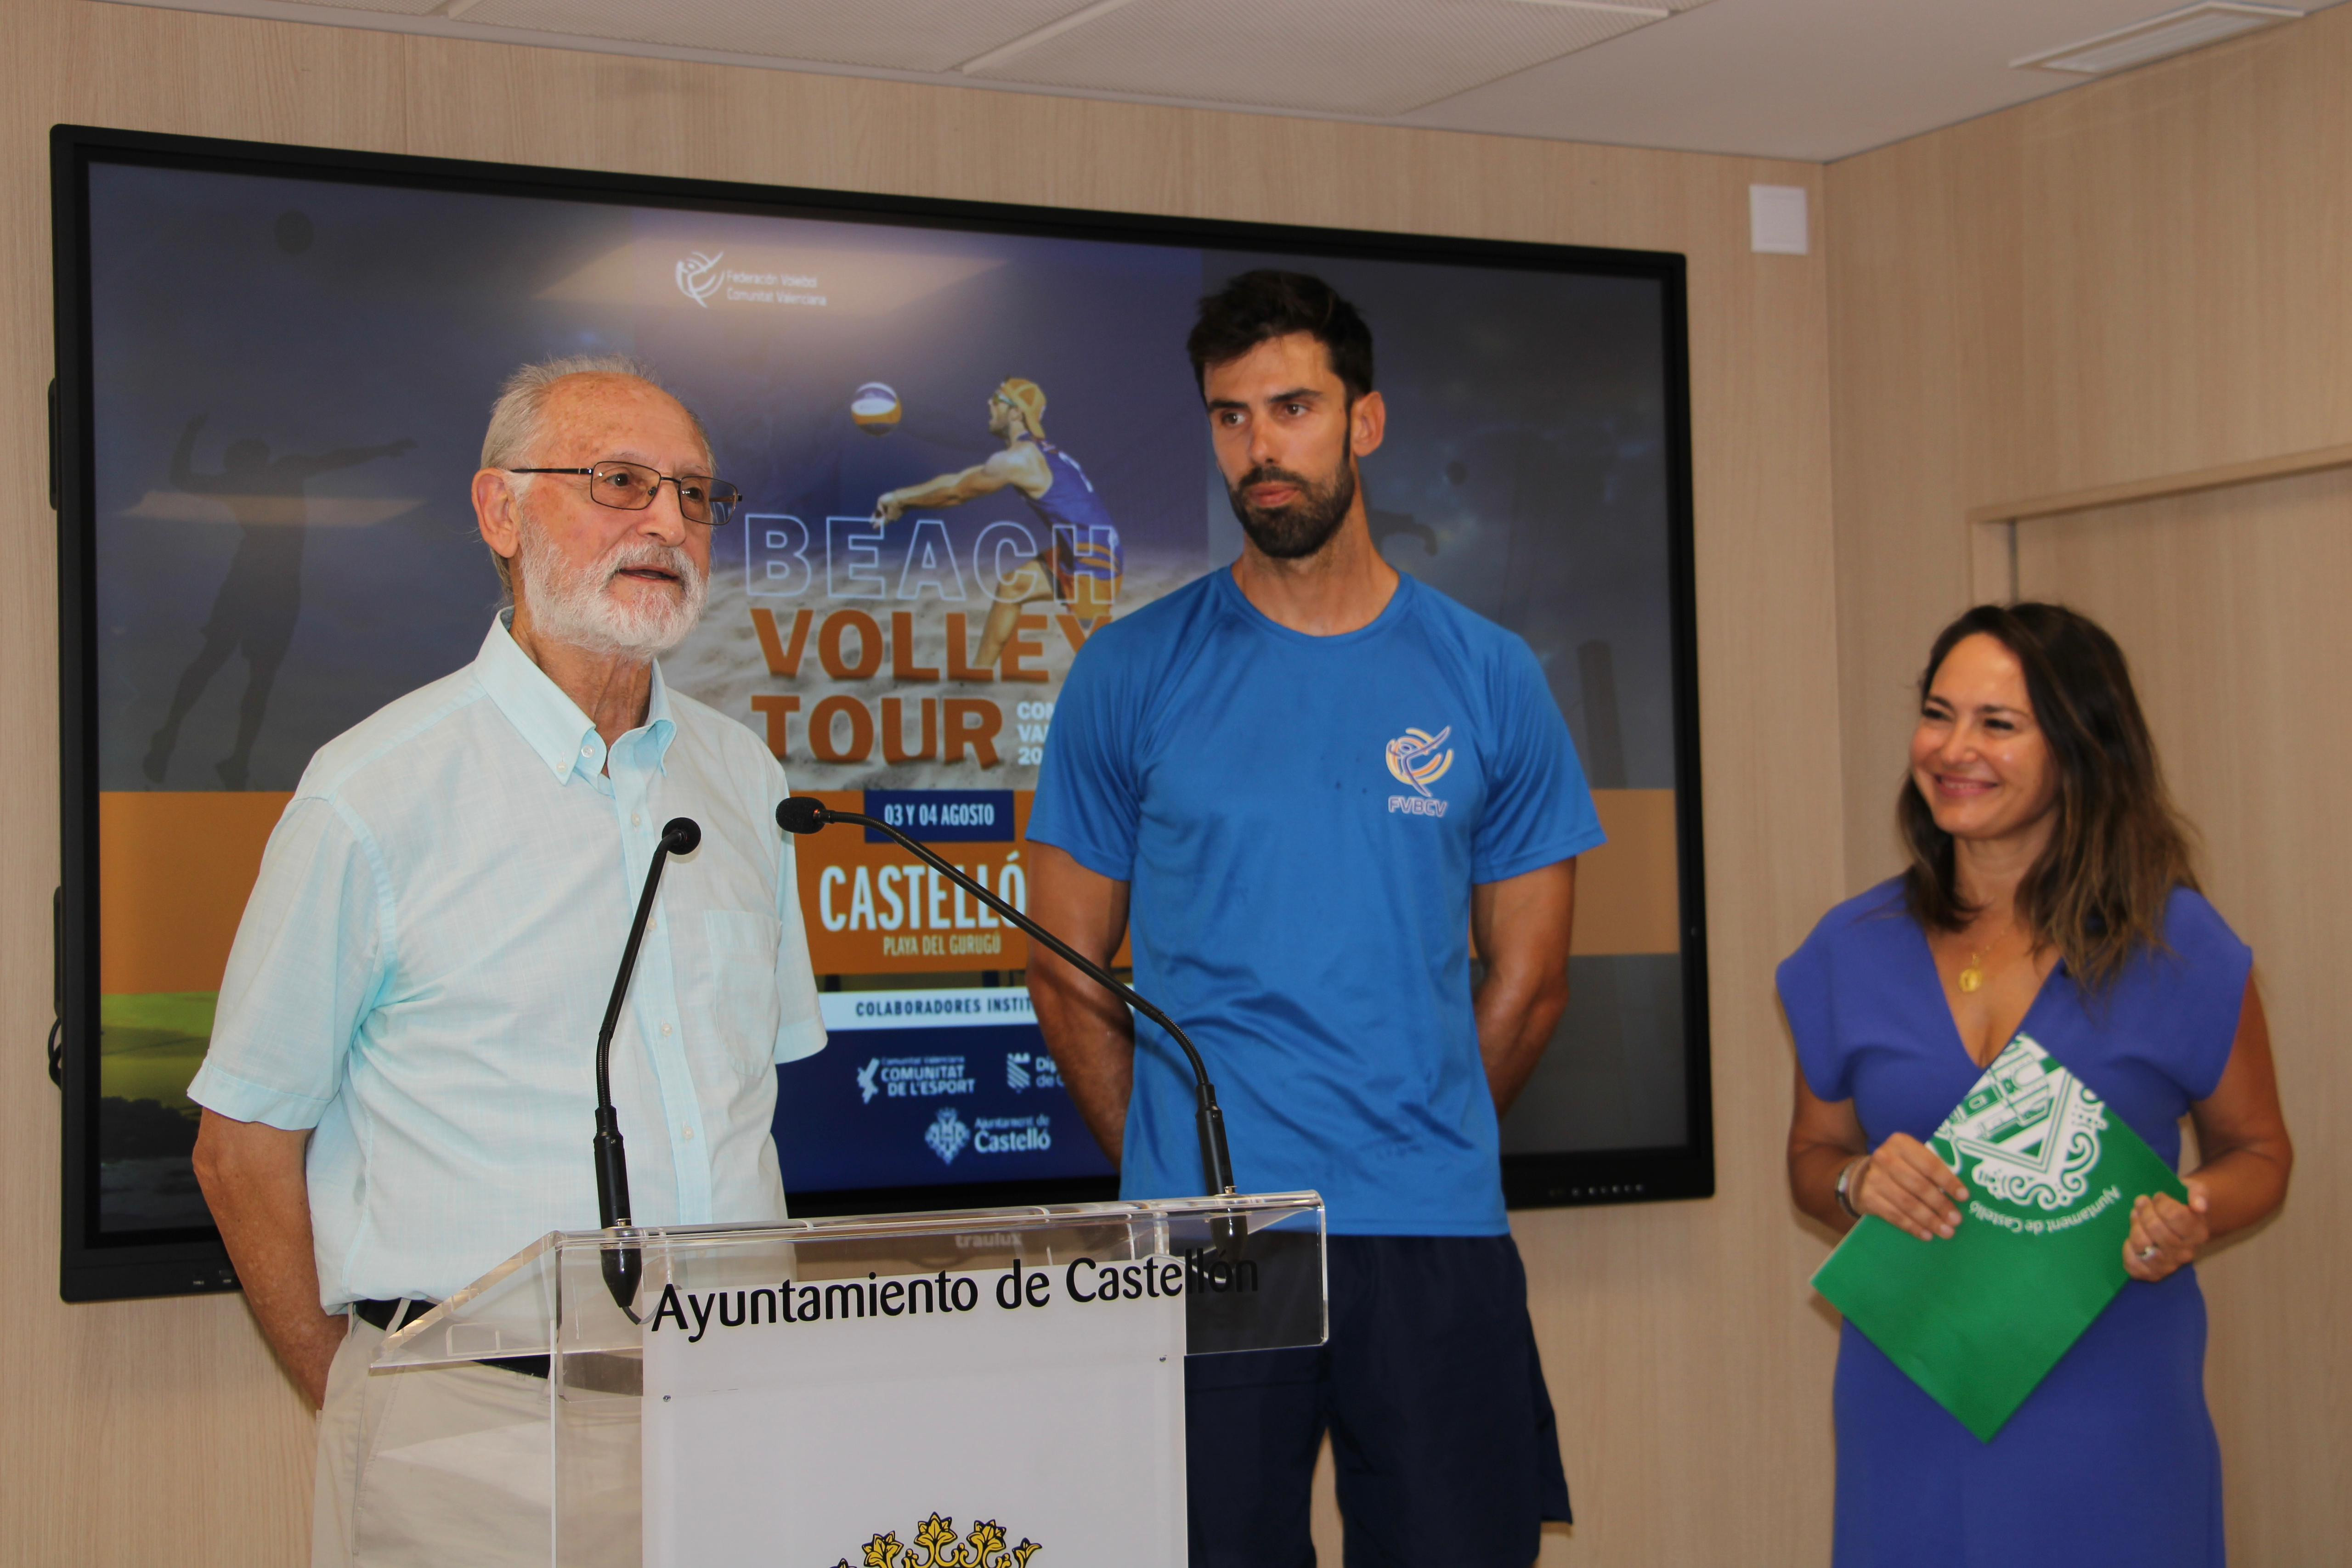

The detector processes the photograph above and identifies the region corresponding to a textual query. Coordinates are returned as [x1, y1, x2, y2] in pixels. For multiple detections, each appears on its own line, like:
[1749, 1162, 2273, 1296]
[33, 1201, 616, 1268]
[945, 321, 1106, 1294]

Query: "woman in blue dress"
[1781, 603, 2294, 1567]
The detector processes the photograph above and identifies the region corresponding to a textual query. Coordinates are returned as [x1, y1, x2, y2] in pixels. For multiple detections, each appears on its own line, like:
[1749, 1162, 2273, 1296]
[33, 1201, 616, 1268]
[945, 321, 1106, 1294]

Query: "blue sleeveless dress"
[1777, 880, 2251, 1568]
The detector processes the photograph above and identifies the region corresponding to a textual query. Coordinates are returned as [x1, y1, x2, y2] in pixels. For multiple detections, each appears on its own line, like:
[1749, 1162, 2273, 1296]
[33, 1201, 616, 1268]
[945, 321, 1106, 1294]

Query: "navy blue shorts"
[1185, 1235, 1571, 1567]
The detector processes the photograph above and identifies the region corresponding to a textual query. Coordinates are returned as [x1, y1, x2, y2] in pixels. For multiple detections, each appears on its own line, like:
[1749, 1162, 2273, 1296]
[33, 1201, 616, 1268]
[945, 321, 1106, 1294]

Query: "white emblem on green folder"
[1932, 1036, 2107, 1212]
[1811, 1034, 2186, 1441]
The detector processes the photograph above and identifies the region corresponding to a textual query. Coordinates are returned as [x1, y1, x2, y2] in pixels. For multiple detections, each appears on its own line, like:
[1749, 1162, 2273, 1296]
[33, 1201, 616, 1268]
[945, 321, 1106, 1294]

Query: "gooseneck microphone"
[776, 796, 1240, 1215]
[593, 815, 701, 1315]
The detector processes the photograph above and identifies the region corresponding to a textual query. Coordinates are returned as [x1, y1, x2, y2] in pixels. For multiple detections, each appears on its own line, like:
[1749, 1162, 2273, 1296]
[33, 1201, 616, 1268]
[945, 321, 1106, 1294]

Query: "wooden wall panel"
[1827, 7, 2352, 1559]
[2017, 470, 2352, 1563]
[1827, 6, 2352, 888]
[1, 2, 1842, 1562]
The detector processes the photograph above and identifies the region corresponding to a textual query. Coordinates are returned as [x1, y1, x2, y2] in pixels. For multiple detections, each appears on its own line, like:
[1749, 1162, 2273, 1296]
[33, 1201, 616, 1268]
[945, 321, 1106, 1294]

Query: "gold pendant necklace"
[1958, 951, 1986, 993]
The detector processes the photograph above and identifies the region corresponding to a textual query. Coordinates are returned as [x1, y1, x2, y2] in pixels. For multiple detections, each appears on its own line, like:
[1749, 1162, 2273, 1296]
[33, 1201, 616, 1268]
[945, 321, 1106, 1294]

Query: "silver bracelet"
[1835, 1156, 1867, 1219]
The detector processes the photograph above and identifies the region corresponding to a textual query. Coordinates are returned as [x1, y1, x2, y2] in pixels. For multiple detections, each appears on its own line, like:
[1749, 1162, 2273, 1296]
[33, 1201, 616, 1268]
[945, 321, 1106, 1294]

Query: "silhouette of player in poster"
[142, 414, 413, 789]
[873, 378, 1121, 667]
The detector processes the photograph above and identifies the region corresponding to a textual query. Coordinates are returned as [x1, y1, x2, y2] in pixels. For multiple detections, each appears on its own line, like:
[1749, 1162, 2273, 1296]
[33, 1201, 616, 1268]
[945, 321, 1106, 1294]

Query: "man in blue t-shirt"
[1025, 271, 1605, 1566]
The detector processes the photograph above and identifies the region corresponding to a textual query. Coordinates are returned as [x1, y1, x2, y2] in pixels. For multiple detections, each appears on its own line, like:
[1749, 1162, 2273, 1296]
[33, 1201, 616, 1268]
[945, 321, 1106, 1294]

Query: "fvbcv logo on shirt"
[1385, 726, 1453, 818]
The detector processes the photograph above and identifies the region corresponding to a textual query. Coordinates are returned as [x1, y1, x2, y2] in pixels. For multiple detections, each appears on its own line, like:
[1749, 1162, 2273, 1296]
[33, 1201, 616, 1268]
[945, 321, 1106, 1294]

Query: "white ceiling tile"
[99, 0, 2352, 161]
[965, 0, 1660, 118]
[449, 0, 1104, 74]
[1402, 0, 2337, 158]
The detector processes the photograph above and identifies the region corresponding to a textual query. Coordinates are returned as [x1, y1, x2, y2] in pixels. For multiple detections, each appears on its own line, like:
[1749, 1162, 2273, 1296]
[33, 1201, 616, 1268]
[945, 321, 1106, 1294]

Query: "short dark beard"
[1227, 440, 1357, 561]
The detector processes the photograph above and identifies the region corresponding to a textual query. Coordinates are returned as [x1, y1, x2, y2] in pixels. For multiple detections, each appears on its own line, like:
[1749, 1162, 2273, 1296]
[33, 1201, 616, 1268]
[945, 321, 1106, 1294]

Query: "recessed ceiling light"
[2013, 2, 2301, 76]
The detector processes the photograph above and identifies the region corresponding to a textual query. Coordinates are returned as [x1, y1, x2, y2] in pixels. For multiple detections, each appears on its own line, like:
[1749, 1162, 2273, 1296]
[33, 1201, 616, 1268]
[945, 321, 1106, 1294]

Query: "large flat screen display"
[52, 125, 1707, 1302]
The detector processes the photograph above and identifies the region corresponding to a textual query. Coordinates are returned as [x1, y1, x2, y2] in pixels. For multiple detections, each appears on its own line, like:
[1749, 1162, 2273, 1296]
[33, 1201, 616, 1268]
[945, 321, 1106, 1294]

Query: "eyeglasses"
[507, 461, 741, 527]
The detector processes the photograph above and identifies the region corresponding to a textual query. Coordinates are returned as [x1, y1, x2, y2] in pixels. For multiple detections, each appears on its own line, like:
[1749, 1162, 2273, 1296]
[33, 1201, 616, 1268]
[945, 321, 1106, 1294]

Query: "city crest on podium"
[834, 1512, 1041, 1567]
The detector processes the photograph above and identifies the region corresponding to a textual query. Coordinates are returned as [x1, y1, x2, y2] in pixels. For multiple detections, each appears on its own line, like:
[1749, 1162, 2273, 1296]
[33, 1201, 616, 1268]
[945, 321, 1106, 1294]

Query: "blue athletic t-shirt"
[1027, 568, 1606, 1235]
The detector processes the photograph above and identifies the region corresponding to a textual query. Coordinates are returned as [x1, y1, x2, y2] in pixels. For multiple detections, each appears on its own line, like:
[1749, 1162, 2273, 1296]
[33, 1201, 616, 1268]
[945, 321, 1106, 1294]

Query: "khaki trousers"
[312, 1310, 554, 1568]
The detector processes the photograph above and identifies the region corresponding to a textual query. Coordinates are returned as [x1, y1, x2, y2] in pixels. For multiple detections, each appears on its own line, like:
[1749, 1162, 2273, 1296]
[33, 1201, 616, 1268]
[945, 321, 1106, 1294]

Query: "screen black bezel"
[52, 122, 1711, 1303]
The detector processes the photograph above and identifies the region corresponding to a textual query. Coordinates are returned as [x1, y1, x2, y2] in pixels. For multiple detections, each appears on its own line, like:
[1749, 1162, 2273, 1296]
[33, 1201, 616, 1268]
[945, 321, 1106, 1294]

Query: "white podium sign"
[374, 1195, 1326, 1567]
[642, 1258, 1187, 1567]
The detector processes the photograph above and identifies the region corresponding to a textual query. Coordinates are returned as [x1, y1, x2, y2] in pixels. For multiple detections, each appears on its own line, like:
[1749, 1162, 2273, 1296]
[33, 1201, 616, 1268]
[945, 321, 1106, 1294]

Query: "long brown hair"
[1899, 603, 2199, 990]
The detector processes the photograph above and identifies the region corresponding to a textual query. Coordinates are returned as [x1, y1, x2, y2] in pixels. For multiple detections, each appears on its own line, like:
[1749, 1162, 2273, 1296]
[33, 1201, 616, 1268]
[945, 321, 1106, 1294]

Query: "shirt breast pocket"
[696, 908, 784, 1065]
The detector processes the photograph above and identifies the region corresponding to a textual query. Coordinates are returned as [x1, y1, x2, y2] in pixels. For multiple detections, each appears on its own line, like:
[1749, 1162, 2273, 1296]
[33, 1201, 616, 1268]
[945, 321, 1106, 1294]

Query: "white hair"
[479, 353, 715, 596]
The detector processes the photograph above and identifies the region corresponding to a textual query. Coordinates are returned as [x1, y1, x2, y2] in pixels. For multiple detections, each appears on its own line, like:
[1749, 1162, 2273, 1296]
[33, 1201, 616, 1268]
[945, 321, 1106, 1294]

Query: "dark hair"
[1186, 270, 1374, 402]
[1900, 602, 2199, 991]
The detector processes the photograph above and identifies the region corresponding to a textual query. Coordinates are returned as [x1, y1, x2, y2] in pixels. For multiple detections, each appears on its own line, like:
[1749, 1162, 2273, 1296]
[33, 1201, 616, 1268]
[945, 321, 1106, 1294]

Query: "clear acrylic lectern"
[376, 1191, 1325, 1566]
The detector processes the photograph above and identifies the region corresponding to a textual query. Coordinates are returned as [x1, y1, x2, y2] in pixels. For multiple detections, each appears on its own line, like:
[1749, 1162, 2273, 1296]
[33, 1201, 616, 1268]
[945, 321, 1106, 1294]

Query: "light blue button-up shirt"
[190, 615, 826, 1309]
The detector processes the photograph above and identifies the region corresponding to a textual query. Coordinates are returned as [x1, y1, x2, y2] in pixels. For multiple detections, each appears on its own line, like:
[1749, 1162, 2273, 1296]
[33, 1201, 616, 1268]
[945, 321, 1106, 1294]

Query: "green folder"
[1812, 1034, 2187, 1441]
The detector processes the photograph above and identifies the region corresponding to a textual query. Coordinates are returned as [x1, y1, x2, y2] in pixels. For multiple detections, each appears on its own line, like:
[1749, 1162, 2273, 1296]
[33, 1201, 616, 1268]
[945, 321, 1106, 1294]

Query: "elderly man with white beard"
[187, 356, 825, 1568]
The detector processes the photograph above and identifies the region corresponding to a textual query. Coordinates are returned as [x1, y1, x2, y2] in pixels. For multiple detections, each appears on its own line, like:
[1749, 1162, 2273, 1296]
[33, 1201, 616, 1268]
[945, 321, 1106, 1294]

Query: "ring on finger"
[2137, 1244, 2161, 1263]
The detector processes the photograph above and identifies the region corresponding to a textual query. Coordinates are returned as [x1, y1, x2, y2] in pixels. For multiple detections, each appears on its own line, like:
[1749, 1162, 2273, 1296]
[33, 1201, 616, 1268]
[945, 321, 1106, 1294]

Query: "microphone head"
[660, 817, 701, 855]
[775, 796, 830, 836]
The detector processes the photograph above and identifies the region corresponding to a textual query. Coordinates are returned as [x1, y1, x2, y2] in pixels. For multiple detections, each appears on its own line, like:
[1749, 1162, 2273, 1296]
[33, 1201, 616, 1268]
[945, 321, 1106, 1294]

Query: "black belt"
[354, 1297, 550, 1380]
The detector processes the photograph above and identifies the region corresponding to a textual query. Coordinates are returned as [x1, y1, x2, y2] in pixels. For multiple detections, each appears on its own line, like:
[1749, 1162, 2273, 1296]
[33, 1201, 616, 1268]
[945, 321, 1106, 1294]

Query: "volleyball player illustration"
[874, 378, 1122, 667]
[143, 413, 413, 788]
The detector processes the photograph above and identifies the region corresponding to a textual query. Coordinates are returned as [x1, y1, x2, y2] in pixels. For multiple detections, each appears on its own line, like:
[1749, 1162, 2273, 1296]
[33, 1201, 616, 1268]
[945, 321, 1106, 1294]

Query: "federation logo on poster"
[831, 1513, 1040, 1568]
[675, 250, 724, 307]
[925, 1106, 972, 1165]
[1930, 1034, 2109, 1212]
[856, 1058, 882, 1104]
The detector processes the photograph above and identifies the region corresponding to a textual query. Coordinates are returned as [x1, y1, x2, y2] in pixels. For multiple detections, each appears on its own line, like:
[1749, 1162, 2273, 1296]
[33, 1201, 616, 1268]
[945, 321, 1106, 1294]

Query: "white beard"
[516, 522, 709, 660]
